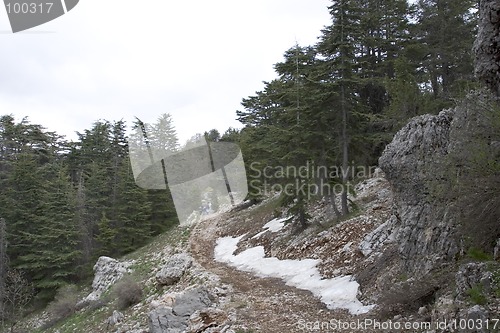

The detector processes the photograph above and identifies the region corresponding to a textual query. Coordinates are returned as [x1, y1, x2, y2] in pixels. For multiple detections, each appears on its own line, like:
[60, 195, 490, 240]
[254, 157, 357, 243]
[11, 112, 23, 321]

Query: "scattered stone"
[156, 253, 193, 286]
[105, 310, 124, 328]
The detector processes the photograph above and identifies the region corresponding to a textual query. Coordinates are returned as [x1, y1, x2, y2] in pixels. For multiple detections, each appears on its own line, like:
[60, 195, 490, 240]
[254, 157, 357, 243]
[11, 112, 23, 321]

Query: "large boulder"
[172, 287, 212, 317]
[148, 287, 213, 333]
[156, 253, 193, 286]
[379, 89, 500, 276]
[81, 256, 133, 303]
[379, 109, 459, 275]
[149, 306, 188, 333]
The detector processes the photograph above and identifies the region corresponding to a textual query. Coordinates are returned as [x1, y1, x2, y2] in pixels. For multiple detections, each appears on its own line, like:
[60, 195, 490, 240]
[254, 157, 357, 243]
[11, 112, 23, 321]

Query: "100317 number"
[5, 2, 53, 14]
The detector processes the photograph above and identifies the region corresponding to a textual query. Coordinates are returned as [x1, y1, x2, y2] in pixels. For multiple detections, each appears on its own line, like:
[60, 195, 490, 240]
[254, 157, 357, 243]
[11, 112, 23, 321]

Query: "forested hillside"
[0, 115, 179, 308]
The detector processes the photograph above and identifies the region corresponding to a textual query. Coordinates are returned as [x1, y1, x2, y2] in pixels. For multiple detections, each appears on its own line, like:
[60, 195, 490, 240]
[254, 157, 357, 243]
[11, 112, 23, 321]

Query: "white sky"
[0, 1, 331, 144]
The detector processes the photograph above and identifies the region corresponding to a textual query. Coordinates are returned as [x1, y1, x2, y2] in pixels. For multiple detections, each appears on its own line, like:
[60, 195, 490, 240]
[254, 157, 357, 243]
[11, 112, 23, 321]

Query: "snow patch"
[214, 235, 374, 315]
[251, 217, 289, 239]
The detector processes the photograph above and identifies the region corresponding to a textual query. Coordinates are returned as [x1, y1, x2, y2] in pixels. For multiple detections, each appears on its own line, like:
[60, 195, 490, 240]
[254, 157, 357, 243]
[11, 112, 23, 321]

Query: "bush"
[467, 285, 487, 305]
[112, 276, 143, 310]
[46, 285, 79, 323]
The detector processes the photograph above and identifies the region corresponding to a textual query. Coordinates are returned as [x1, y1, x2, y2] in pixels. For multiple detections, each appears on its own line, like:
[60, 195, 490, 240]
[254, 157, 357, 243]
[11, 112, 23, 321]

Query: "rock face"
[379, 110, 459, 275]
[82, 256, 133, 302]
[148, 287, 213, 333]
[156, 253, 193, 286]
[473, 0, 500, 95]
[379, 91, 500, 276]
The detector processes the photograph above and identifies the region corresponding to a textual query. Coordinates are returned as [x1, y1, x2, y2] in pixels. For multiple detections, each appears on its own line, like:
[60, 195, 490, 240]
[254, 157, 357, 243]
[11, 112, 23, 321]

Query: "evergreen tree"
[412, 0, 477, 101]
[17, 163, 80, 298]
[115, 162, 152, 254]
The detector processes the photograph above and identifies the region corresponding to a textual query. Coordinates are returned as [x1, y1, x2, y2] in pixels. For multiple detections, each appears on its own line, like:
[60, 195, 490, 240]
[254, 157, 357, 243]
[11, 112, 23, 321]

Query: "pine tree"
[115, 162, 152, 254]
[96, 212, 118, 257]
[17, 163, 80, 298]
[412, 0, 477, 100]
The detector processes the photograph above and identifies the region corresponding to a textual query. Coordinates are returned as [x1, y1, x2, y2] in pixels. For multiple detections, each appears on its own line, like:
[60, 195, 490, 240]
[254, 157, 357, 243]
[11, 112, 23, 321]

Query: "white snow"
[251, 217, 289, 239]
[214, 235, 374, 315]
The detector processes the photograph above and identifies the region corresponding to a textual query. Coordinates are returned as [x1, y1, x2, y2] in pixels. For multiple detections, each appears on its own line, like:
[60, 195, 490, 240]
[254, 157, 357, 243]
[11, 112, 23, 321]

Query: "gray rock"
[494, 238, 500, 261]
[105, 310, 124, 328]
[172, 287, 212, 317]
[358, 215, 399, 257]
[379, 110, 459, 275]
[148, 287, 213, 333]
[455, 263, 492, 296]
[418, 306, 427, 316]
[156, 253, 193, 286]
[149, 306, 188, 333]
[458, 305, 489, 333]
[81, 256, 133, 303]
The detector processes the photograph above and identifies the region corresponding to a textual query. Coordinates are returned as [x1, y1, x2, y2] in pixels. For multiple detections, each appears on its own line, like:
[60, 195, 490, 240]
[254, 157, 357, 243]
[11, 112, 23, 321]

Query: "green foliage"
[46, 285, 79, 324]
[467, 248, 493, 262]
[466, 285, 487, 305]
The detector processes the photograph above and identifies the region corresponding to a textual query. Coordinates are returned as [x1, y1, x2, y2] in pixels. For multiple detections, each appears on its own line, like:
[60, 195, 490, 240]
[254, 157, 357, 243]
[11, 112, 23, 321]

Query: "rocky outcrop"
[473, 0, 500, 96]
[81, 256, 133, 303]
[156, 253, 193, 286]
[379, 89, 500, 276]
[379, 109, 459, 275]
[148, 287, 214, 333]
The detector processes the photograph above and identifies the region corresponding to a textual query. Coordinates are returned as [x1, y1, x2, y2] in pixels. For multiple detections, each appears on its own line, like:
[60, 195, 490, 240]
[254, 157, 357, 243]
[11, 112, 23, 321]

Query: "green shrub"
[112, 276, 143, 310]
[46, 285, 80, 324]
[467, 248, 493, 262]
[467, 285, 487, 305]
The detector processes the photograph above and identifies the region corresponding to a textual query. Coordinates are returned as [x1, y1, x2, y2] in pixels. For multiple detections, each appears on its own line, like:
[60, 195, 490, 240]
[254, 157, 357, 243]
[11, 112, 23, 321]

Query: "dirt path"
[189, 213, 355, 333]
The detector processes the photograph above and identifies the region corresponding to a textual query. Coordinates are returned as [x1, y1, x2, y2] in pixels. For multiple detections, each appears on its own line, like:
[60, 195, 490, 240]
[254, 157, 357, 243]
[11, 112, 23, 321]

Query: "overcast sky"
[0, 0, 331, 144]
